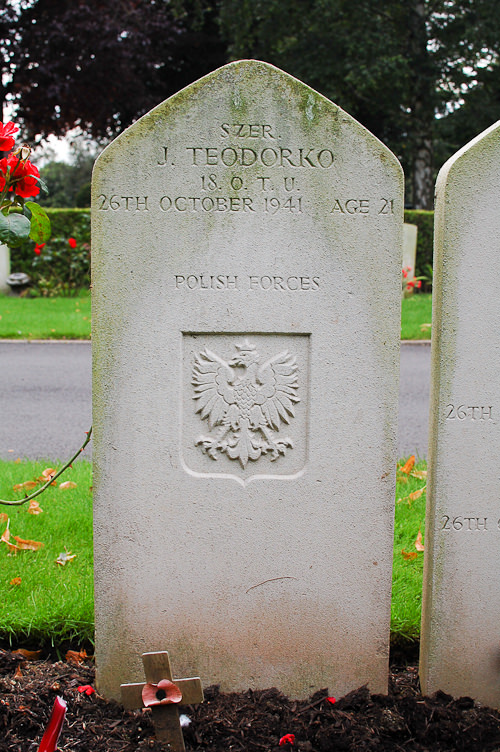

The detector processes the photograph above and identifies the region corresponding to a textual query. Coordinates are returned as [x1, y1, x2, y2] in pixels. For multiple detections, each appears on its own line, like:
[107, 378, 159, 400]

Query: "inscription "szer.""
[445, 404, 493, 421]
[220, 123, 276, 139]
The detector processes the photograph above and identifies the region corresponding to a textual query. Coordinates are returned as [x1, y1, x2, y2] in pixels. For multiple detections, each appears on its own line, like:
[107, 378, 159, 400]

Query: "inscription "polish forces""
[174, 274, 320, 291]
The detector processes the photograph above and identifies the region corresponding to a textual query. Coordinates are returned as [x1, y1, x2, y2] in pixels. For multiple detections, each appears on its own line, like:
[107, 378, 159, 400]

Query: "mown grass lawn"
[401, 293, 432, 340]
[0, 291, 431, 340]
[0, 291, 91, 340]
[0, 456, 426, 649]
[0, 460, 94, 647]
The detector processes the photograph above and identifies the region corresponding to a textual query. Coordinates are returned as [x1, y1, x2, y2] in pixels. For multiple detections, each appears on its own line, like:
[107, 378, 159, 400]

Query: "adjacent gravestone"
[420, 121, 500, 706]
[402, 223, 418, 295]
[92, 60, 403, 701]
[0, 244, 10, 295]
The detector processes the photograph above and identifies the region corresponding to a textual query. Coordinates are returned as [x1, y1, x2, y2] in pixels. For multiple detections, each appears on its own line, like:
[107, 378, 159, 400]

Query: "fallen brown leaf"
[13, 480, 38, 492]
[66, 649, 88, 665]
[9, 577, 22, 586]
[415, 529, 425, 552]
[409, 487, 426, 502]
[28, 500, 43, 515]
[401, 549, 418, 561]
[13, 648, 42, 661]
[399, 456, 415, 475]
[411, 470, 427, 480]
[12, 535, 43, 551]
[1, 522, 19, 553]
[59, 481, 77, 490]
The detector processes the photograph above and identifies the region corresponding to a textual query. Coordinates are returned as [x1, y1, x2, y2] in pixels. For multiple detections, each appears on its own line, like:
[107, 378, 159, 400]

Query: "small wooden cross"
[121, 651, 203, 752]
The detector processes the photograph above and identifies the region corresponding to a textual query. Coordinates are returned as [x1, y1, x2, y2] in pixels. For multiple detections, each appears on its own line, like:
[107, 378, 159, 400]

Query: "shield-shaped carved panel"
[181, 333, 310, 485]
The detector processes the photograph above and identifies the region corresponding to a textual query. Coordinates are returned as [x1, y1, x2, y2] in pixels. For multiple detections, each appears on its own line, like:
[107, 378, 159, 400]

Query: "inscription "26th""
[445, 404, 494, 421]
[441, 516, 488, 531]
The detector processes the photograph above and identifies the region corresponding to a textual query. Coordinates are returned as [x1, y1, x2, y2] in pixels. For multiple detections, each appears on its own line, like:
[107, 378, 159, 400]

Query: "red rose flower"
[0, 154, 40, 198]
[68, 237, 77, 249]
[0, 122, 19, 152]
[0, 158, 8, 190]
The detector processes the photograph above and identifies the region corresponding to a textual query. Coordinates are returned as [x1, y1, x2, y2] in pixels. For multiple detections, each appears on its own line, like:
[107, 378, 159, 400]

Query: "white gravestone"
[420, 121, 500, 706]
[402, 223, 418, 295]
[0, 244, 10, 295]
[92, 60, 403, 700]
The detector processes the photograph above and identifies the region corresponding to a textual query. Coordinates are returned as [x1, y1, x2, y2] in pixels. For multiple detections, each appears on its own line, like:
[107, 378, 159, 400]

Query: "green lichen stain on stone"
[305, 94, 316, 122]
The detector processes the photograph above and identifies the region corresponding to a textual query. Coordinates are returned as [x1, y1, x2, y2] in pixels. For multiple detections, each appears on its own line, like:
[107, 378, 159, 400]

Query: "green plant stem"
[0, 427, 92, 506]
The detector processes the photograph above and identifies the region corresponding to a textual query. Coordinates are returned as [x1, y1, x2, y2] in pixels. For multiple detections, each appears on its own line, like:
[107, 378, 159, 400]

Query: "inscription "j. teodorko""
[185, 147, 334, 169]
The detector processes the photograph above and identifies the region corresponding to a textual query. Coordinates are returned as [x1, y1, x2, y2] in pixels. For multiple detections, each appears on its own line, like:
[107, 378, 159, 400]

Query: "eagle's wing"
[254, 350, 300, 430]
[192, 349, 236, 429]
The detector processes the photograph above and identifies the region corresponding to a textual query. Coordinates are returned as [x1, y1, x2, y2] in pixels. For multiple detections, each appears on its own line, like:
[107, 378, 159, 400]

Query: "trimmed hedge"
[9, 209, 91, 295]
[8, 208, 435, 294]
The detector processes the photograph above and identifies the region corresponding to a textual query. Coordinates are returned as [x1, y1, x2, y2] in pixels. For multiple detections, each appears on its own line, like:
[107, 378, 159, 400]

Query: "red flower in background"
[279, 734, 295, 746]
[68, 237, 77, 248]
[0, 121, 50, 249]
[0, 155, 40, 198]
[0, 122, 19, 152]
[34, 243, 45, 255]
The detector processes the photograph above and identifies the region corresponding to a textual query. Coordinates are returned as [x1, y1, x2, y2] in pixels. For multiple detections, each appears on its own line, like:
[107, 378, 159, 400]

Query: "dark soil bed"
[2, 648, 500, 751]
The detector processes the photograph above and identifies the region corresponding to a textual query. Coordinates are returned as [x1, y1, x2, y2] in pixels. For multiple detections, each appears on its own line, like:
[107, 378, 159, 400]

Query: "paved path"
[0, 341, 431, 461]
[0, 341, 92, 461]
[398, 342, 431, 459]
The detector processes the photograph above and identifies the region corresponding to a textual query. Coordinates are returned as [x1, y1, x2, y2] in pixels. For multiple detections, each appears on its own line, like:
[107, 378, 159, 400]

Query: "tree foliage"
[3, 1, 500, 209]
[220, 0, 500, 208]
[9, 0, 227, 141]
[39, 158, 93, 208]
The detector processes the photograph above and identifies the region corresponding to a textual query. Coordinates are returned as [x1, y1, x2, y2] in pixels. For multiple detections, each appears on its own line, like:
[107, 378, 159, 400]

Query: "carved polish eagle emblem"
[192, 340, 300, 468]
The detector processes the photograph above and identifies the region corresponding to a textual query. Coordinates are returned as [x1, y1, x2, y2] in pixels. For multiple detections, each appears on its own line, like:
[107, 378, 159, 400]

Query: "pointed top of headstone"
[95, 59, 401, 170]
